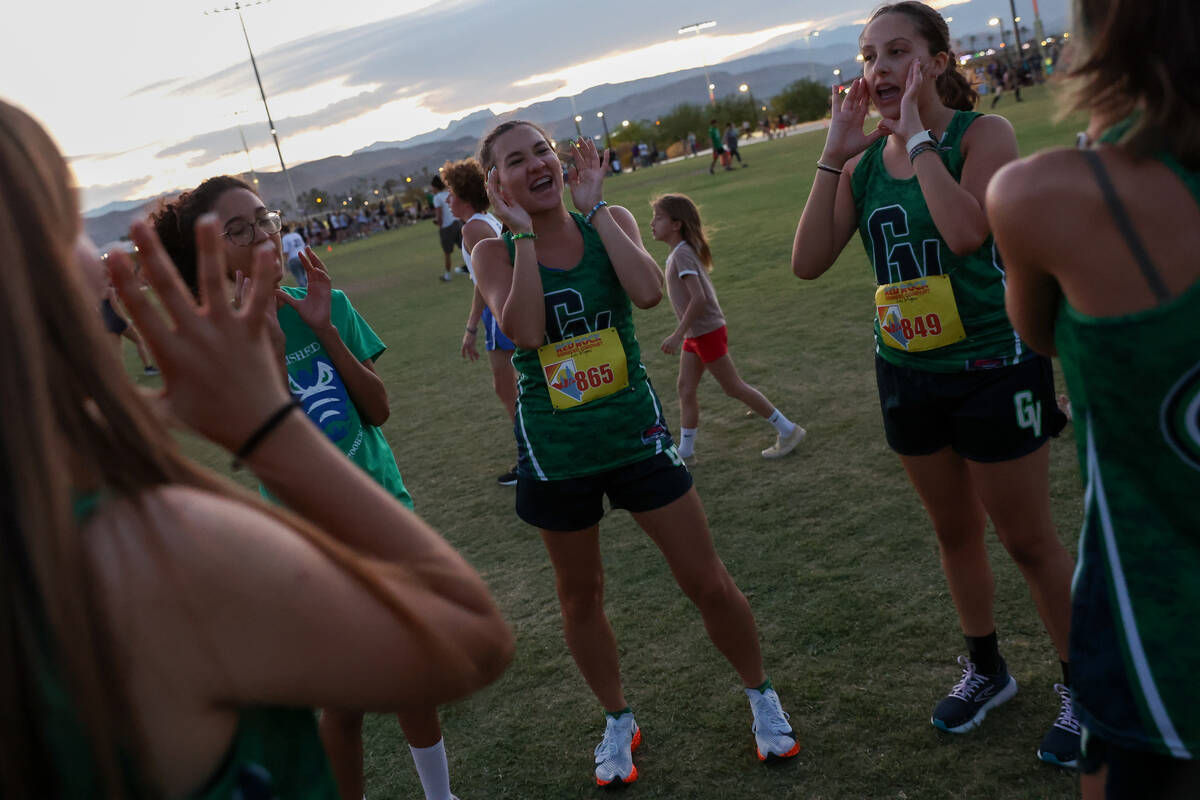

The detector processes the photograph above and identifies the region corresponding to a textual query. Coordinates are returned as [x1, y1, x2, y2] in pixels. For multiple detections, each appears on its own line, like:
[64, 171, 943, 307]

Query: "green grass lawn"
[131, 84, 1093, 799]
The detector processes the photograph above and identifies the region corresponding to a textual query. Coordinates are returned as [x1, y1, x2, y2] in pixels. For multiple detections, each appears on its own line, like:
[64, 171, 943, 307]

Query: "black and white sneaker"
[1037, 683, 1081, 769]
[496, 467, 518, 486]
[931, 656, 1017, 733]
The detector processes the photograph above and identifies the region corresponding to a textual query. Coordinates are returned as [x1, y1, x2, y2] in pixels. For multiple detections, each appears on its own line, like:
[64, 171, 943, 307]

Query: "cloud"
[78, 175, 153, 212]
[124, 76, 185, 98]
[172, 0, 820, 111]
[154, 84, 409, 166]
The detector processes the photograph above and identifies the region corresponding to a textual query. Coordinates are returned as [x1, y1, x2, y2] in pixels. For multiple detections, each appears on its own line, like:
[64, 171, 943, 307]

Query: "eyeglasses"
[222, 211, 283, 246]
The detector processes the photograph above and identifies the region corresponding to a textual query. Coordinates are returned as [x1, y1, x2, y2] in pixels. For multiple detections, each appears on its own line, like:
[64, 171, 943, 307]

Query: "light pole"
[596, 112, 612, 151]
[204, 0, 299, 215]
[989, 16, 1009, 53]
[738, 83, 756, 127]
[833, 68, 842, 87]
[573, 115, 583, 139]
[678, 20, 717, 107]
[231, 110, 259, 189]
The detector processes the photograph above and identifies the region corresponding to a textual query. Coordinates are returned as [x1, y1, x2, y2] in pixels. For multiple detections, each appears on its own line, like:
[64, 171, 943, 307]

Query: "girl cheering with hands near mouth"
[791, 1, 1077, 769]
[471, 127, 799, 787]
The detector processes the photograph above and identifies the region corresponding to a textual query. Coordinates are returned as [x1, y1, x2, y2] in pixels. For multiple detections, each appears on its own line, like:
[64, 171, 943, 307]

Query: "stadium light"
[678, 20, 717, 106]
[596, 112, 612, 150]
[204, 0, 299, 214]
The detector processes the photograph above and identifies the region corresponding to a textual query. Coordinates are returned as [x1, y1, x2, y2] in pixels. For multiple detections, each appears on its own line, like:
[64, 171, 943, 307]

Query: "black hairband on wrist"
[232, 399, 300, 470]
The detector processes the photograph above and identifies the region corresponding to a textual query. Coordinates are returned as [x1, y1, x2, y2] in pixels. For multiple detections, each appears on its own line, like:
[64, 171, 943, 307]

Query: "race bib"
[875, 274, 966, 352]
[538, 327, 629, 410]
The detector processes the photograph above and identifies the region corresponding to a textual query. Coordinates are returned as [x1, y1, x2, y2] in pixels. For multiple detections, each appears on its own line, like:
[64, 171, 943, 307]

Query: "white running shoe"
[594, 713, 641, 786]
[745, 686, 801, 761]
[762, 425, 806, 459]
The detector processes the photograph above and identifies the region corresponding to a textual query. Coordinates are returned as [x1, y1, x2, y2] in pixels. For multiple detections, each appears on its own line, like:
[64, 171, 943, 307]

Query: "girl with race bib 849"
[790, 1, 1078, 769]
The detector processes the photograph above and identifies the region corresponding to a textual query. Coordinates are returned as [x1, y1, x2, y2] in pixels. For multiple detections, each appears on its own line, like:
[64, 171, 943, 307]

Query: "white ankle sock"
[409, 738, 452, 800]
[766, 409, 795, 436]
[678, 427, 697, 457]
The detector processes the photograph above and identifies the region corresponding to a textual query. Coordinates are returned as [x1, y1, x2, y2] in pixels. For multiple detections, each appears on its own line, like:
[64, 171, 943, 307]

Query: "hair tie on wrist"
[908, 142, 938, 164]
[466, 325, 478, 335]
[584, 200, 608, 224]
[510, 231, 536, 241]
[232, 399, 300, 470]
[816, 162, 843, 176]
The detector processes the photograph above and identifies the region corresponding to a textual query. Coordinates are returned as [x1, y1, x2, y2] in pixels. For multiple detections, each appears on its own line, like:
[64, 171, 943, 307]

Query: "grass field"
[134, 84, 1094, 799]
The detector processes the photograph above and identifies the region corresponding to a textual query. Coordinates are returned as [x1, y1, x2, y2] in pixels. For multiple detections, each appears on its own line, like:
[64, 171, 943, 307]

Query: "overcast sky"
[2, 0, 985, 211]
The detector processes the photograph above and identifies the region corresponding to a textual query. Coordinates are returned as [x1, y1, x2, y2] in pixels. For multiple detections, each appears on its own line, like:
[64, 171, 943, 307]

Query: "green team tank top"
[1055, 136, 1200, 758]
[504, 212, 675, 480]
[852, 110, 1028, 372]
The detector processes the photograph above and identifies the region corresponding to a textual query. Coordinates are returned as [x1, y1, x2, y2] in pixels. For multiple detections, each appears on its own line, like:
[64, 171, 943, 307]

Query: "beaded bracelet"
[510, 232, 537, 241]
[585, 200, 609, 224]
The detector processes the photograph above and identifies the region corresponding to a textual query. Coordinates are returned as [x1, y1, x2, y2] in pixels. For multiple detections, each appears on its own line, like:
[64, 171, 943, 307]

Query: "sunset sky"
[0, 0, 1012, 211]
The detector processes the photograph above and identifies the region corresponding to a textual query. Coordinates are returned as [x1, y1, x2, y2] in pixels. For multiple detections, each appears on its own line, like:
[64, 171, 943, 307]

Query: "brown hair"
[441, 158, 489, 213]
[477, 120, 553, 171]
[865, 2, 977, 112]
[1066, 0, 1200, 167]
[149, 175, 252, 293]
[652, 194, 713, 272]
[0, 100, 462, 795]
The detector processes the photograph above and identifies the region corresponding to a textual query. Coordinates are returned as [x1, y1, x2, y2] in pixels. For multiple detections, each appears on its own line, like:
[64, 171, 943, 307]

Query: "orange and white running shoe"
[746, 685, 801, 762]
[594, 712, 642, 786]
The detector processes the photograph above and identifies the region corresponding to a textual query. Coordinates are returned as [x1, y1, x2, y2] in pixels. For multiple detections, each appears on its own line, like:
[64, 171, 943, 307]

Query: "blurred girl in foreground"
[988, 0, 1200, 796]
[0, 97, 511, 798]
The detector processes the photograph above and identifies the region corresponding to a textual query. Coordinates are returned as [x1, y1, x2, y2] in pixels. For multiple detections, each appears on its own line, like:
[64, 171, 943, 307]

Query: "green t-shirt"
[851, 110, 1030, 372]
[708, 125, 723, 151]
[1055, 132, 1200, 757]
[504, 212, 676, 480]
[269, 287, 413, 509]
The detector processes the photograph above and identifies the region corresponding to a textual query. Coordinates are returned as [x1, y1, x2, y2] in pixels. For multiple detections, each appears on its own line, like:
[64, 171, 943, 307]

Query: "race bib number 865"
[538, 327, 629, 410]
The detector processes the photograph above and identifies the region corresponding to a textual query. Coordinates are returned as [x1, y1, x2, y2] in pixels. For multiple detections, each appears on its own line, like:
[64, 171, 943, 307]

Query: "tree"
[770, 78, 829, 124]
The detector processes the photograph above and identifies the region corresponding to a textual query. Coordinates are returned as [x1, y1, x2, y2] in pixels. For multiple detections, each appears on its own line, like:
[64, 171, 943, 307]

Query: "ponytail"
[937, 55, 978, 111]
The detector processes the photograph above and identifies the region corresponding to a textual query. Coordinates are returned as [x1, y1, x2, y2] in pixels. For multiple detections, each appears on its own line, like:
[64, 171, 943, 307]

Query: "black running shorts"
[516, 452, 694, 532]
[874, 354, 1067, 462]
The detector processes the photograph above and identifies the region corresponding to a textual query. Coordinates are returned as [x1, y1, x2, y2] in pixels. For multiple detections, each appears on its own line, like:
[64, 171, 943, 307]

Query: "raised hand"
[888, 58, 928, 142]
[486, 166, 533, 234]
[820, 77, 887, 167]
[567, 136, 609, 215]
[107, 216, 293, 453]
[276, 247, 333, 332]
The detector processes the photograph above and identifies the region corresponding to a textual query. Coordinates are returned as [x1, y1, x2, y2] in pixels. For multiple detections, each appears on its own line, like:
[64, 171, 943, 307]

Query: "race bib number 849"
[875, 274, 966, 353]
[538, 327, 629, 410]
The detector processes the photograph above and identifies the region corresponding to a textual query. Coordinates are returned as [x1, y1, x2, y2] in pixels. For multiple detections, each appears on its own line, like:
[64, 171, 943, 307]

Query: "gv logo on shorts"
[1014, 390, 1042, 437]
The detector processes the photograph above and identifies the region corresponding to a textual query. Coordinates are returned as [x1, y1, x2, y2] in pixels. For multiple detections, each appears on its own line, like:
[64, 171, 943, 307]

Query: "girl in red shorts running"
[651, 194, 806, 461]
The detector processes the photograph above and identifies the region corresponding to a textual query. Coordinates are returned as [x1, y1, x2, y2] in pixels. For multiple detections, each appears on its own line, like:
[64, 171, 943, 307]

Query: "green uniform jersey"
[852, 110, 1029, 372]
[505, 212, 674, 480]
[1056, 142, 1200, 758]
[270, 287, 413, 509]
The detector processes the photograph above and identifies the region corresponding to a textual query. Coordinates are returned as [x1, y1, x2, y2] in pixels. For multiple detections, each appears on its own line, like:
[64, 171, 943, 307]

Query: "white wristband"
[905, 130, 935, 153]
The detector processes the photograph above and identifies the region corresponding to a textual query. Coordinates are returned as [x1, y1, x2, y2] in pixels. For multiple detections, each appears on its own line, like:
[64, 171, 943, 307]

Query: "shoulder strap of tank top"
[1080, 149, 1171, 302]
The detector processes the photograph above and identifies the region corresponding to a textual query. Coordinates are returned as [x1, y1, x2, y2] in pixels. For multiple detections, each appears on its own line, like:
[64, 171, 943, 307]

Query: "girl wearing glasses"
[151, 176, 463, 800]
